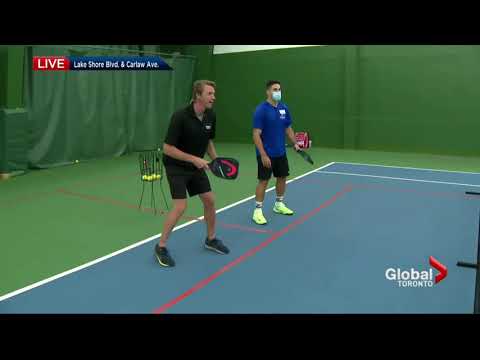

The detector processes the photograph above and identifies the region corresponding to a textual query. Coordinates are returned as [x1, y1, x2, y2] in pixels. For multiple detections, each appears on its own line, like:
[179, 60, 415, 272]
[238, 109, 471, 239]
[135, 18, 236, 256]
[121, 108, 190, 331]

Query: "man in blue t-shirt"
[252, 80, 301, 225]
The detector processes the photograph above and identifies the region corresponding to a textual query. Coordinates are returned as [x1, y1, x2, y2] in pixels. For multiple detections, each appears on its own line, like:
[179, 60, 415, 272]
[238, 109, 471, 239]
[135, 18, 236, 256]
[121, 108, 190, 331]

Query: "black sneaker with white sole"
[205, 238, 230, 254]
[155, 244, 175, 267]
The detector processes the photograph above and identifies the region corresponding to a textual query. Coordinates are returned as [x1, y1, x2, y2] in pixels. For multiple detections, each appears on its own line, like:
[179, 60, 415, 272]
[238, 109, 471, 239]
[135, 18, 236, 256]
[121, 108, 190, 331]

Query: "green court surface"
[2, 143, 480, 297]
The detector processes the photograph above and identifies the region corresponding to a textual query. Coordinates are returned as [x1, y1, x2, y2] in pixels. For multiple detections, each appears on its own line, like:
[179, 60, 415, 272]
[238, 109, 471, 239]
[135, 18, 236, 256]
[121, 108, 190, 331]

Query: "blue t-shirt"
[253, 101, 292, 157]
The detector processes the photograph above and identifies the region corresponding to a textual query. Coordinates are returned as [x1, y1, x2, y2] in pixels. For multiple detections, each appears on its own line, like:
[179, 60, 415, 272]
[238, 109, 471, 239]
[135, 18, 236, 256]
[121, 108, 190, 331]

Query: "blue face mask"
[272, 91, 281, 102]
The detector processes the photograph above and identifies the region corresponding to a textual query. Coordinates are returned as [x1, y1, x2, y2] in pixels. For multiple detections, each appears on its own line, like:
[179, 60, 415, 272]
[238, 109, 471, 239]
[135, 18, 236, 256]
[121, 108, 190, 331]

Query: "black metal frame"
[137, 149, 169, 214]
[457, 191, 480, 313]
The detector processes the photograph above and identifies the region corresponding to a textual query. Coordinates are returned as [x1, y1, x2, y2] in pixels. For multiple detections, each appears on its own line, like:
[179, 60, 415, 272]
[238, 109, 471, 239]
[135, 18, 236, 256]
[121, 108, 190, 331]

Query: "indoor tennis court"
[1, 45, 479, 314]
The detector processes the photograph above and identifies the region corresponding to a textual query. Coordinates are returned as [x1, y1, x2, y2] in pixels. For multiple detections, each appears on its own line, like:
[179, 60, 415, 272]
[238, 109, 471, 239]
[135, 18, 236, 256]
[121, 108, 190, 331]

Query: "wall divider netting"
[23, 45, 196, 168]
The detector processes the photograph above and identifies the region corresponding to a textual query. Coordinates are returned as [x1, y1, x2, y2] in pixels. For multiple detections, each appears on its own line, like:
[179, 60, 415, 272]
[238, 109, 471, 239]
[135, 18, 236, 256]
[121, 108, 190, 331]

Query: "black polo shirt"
[162, 103, 216, 171]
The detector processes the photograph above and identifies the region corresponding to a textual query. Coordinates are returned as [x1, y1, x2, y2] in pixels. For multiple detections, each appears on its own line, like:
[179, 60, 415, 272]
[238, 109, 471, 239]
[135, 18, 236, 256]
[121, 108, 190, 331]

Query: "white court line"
[316, 170, 480, 188]
[335, 161, 480, 176]
[0, 162, 336, 302]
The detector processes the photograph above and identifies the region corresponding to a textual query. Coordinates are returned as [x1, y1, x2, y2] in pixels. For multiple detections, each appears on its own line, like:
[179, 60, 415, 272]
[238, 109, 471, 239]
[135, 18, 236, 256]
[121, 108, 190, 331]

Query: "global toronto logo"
[385, 256, 448, 288]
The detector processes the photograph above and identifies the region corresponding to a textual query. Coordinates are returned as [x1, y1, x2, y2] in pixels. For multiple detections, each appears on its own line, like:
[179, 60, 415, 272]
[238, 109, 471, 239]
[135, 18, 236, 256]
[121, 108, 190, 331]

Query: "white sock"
[255, 201, 263, 210]
[275, 196, 284, 204]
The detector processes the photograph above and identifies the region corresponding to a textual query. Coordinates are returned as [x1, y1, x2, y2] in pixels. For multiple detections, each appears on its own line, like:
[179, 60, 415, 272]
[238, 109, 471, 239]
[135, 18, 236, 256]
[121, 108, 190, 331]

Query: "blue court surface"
[1, 162, 479, 314]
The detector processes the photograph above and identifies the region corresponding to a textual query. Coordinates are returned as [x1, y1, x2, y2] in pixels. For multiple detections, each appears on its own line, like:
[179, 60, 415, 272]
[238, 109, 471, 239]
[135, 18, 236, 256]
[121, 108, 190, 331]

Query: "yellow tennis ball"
[142, 175, 147, 180]
[156, 174, 161, 180]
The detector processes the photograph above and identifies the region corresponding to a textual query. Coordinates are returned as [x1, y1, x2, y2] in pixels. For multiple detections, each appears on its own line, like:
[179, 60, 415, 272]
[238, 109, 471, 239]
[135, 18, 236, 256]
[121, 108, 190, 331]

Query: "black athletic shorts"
[257, 154, 290, 180]
[165, 165, 212, 199]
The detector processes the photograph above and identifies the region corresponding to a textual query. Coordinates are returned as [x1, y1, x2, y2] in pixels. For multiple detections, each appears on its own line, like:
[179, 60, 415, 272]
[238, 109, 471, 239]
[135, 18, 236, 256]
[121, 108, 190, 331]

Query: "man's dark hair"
[266, 80, 281, 89]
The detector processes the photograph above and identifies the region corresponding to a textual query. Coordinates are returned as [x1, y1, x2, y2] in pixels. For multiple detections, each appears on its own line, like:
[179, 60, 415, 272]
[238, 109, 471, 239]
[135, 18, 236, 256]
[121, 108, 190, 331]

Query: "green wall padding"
[0, 48, 7, 107]
[357, 45, 480, 156]
[0, 109, 5, 172]
[212, 45, 480, 157]
[212, 45, 346, 147]
[5, 47, 25, 109]
[0, 108, 29, 172]
[184, 45, 213, 80]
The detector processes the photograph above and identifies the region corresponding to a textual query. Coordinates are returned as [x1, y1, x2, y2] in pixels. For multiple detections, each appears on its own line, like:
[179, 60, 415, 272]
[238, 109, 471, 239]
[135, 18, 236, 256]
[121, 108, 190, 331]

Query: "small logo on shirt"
[205, 125, 212, 130]
[279, 109, 286, 119]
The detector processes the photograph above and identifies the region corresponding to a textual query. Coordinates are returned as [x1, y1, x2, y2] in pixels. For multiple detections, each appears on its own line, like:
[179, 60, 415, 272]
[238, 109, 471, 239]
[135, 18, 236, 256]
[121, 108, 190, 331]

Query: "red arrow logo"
[429, 256, 448, 284]
[220, 159, 237, 177]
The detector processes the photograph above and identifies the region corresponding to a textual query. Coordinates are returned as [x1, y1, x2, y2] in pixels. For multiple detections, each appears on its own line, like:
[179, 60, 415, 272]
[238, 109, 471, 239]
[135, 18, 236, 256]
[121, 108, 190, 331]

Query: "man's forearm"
[286, 127, 297, 145]
[207, 140, 217, 160]
[253, 133, 267, 157]
[163, 144, 196, 163]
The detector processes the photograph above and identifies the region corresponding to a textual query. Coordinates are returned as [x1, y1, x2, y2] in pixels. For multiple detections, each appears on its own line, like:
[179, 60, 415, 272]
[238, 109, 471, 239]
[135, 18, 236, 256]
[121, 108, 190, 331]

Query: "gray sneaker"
[204, 238, 230, 255]
[155, 244, 175, 267]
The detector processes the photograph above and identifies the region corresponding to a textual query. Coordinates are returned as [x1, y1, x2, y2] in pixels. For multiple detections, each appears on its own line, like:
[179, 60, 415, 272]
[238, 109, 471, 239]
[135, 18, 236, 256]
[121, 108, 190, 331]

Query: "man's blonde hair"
[191, 80, 216, 103]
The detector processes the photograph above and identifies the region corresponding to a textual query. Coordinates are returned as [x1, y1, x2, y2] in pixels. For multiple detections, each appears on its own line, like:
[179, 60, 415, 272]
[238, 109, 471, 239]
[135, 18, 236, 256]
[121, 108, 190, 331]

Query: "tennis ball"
[142, 175, 147, 180]
[156, 174, 161, 180]
[148, 175, 154, 181]
[75, 160, 79, 164]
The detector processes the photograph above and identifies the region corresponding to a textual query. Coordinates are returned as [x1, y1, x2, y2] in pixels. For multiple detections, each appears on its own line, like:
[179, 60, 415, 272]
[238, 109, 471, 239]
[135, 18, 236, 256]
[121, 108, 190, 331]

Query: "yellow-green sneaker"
[253, 208, 268, 225]
[273, 202, 294, 215]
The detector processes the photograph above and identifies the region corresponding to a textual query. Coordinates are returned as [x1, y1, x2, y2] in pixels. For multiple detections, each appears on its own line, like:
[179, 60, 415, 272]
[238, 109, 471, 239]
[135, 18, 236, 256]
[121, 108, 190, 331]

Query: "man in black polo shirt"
[154, 80, 230, 267]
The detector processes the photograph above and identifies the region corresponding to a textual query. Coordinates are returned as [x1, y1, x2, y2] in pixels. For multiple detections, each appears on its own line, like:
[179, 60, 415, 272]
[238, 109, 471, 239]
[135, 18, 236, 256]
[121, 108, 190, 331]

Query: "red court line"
[0, 191, 56, 209]
[56, 188, 152, 212]
[217, 222, 273, 234]
[69, 171, 140, 189]
[152, 186, 352, 314]
[181, 214, 273, 234]
[56, 188, 270, 234]
[0, 171, 139, 209]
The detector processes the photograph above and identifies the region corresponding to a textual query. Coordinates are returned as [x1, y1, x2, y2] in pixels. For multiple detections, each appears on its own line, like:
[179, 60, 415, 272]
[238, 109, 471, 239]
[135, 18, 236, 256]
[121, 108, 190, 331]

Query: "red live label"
[33, 56, 70, 71]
